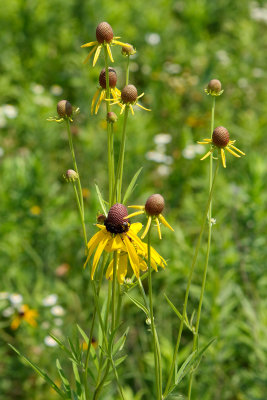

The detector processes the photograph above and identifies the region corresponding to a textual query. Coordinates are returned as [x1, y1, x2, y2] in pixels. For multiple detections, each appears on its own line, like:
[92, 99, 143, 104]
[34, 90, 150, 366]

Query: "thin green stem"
[163, 159, 220, 398]
[112, 106, 129, 204]
[188, 97, 216, 400]
[125, 55, 130, 85]
[147, 227, 162, 400]
[111, 252, 118, 332]
[72, 183, 87, 248]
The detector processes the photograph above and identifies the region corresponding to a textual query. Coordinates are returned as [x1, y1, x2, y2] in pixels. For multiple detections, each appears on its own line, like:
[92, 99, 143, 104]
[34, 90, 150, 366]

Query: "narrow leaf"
[95, 183, 107, 216]
[9, 345, 66, 398]
[49, 333, 73, 358]
[125, 293, 149, 317]
[113, 327, 129, 356]
[164, 294, 191, 331]
[56, 359, 72, 399]
[123, 167, 143, 204]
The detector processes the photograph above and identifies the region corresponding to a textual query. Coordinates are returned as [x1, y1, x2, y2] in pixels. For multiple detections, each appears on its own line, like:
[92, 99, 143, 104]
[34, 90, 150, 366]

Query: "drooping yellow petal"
[106, 44, 114, 62]
[126, 210, 144, 219]
[198, 141, 210, 145]
[93, 45, 102, 67]
[155, 217, 162, 239]
[124, 236, 140, 278]
[135, 103, 151, 111]
[200, 150, 212, 161]
[81, 41, 98, 48]
[139, 259, 148, 271]
[83, 45, 98, 64]
[112, 40, 131, 47]
[158, 214, 174, 232]
[105, 234, 126, 252]
[221, 148, 226, 168]
[91, 88, 101, 114]
[91, 235, 110, 279]
[127, 229, 146, 253]
[229, 144, 245, 155]
[129, 105, 134, 115]
[225, 147, 240, 158]
[95, 90, 106, 114]
[137, 93, 144, 99]
[11, 316, 21, 330]
[141, 216, 152, 239]
[117, 253, 128, 284]
[84, 230, 108, 268]
[106, 259, 114, 280]
[120, 104, 126, 115]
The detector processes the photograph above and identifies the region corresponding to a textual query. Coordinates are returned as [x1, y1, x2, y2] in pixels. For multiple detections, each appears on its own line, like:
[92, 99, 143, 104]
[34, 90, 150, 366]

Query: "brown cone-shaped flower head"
[145, 194, 165, 216]
[104, 203, 129, 234]
[121, 85, 138, 104]
[57, 100, 72, 117]
[99, 67, 117, 89]
[96, 22, 113, 44]
[121, 44, 135, 56]
[212, 126, 230, 148]
[207, 79, 222, 94]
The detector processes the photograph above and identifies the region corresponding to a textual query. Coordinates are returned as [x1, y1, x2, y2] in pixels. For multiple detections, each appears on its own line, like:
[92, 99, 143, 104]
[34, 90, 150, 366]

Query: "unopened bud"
[205, 79, 223, 96]
[121, 44, 136, 56]
[107, 111, 118, 123]
[64, 169, 78, 182]
[97, 214, 106, 224]
[57, 100, 73, 117]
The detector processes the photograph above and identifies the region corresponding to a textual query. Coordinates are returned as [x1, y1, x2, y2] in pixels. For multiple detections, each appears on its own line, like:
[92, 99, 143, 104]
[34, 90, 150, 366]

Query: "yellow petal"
[91, 236, 110, 279]
[200, 150, 212, 161]
[139, 259, 148, 271]
[81, 41, 98, 48]
[155, 217, 162, 239]
[221, 148, 226, 168]
[117, 253, 128, 284]
[127, 210, 144, 219]
[112, 40, 130, 47]
[197, 141, 210, 145]
[93, 45, 101, 67]
[95, 90, 106, 114]
[83, 45, 98, 64]
[86, 230, 107, 262]
[107, 44, 114, 62]
[127, 230, 146, 253]
[135, 103, 151, 111]
[11, 316, 21, 330]
[158, 214, 174, 232]
[225, 147, 240, 158]
[128, 205, 145, 210]
[91, 88, 101, 115]
[129, 105, 134, 115]
[105, 259, 114, 280]
[141, 216, 152, 239]
[229, 144, 245, 155]
[124, 236, 139, 278]
[129, 222, 143, 235]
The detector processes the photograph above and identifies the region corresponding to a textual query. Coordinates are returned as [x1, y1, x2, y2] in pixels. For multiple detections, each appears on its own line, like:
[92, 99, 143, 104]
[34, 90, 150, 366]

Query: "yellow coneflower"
[11, 304, 38, 330]
[91, 67, 121, 114]
[127, 194, 174, 240]
[109, 84, 151, 115]
[84, 203, 166, 282]
[81, 22, 132, 67]
[198, 126, 245, 168]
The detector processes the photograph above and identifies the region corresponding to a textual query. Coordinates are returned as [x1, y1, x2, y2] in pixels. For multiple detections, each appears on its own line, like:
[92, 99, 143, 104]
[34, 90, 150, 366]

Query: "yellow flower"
[91, 67, 121, 114]
[11, 304, 38, 330]
[81, 22, 132, 67]
[84, 203, 166, 283]
[198, 126, 245, 168]
[127, 194, 174, 240]
[109, 84, 151, 115]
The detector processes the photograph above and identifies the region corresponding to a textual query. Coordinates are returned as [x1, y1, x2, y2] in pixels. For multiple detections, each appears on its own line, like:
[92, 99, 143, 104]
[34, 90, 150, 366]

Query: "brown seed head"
[207, 79, 222, 94]
[212, 126, 230, 148]
[96, 22, 113, 44]
[107, 111, 118, 123]
[145, 194, 165, 216]
[121, 44, 136, 56]
[57, 100, 72, 117]
[104, 203, 129, 234]
[99, 67, 117, 89]
[121, 85, 138, 104]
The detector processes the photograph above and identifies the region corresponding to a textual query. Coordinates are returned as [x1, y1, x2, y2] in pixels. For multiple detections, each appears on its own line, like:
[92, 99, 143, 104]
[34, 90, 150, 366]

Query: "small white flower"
[157, 165, 171, 177]
[2, 105, 18, 119]
[145, 33, 161, 46]
[54, 318, 63, 326]
[164, 62, 181, 75]
[31, 83, 44, 95]
[0, 292, 9, 300]
[51, 305, 65, 316]
[41, 321, 50, 329]
[0, 115, 6, 128]
[44, 336, 58, 347]
[50, 85, 63, 96]
[9, 293, 23, 305]
[2, 307, 14, 317]
[42, 294, 58, 307]
[182, 144, 205, 160]
[154, 133, 172, 145]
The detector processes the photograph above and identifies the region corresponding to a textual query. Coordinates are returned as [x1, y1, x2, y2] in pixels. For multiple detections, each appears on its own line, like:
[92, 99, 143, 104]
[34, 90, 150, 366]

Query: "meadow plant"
[11, 22, 245, 400]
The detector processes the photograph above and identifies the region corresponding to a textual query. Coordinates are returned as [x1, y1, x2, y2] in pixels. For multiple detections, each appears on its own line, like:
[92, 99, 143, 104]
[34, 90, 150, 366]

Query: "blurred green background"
[1, 0, 267, 398]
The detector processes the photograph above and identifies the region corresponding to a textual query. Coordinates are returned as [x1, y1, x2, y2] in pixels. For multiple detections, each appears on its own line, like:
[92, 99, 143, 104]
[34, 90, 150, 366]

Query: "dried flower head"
[121, 44, 136, 56]
[57, 100, 73, 117]
[110, 84, 151, 115]
[85, 203, 166, 282]
[205, 79, 224, 96]
[198, 126, 245, 168]
[91, 68, 120, 114]
[127, 194, 174, 240]
[81, 21, 132, 67]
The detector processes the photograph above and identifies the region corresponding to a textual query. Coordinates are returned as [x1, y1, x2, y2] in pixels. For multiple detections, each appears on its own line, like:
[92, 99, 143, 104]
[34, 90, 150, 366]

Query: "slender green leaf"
[49, 334, 73, 358]
[164, 294, 191, 331]
[125, 293, 149, 317]
[56, 359, 72, 399]
[123, 167, 143, 204]
[95, 183, 107, 216]
[114, 355, 127, 367]
[9, 345, 66, 399]
[72, 362, 83, 397]
[113, 327, 129, 356]
[77, 324, 89, 345]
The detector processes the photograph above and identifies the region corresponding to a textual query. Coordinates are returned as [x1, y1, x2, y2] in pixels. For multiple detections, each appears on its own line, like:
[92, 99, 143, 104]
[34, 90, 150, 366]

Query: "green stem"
[125, 55, 130, 85]
[72, 183, 87, 248]
[147, 226, 162, 400]
[112, 106, 129, 204]
[111, 251, 118, 332]
[163, 159, 220, 398]
[188, 97, 216, 400]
